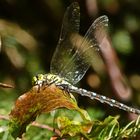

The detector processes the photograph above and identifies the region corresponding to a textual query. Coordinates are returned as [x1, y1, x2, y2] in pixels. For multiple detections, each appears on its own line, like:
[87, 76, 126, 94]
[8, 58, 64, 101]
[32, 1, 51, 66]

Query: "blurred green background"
[0, 0, 140, 139]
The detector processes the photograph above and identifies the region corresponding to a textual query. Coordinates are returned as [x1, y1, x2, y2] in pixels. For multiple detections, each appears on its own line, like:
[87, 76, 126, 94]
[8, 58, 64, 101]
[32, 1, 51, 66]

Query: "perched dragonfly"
[32, 2, 140, 115]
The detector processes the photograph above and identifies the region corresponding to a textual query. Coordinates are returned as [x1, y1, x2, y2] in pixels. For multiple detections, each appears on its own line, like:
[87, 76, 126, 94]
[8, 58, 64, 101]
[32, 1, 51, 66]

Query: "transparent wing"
[50, 2, 80, 78]
[51, 2, 108, 84]
[60, 15, 109, 84]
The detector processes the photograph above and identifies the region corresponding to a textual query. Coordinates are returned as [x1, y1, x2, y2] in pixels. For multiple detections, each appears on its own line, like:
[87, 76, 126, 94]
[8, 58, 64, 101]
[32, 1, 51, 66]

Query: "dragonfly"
[32, 2, 140, 115]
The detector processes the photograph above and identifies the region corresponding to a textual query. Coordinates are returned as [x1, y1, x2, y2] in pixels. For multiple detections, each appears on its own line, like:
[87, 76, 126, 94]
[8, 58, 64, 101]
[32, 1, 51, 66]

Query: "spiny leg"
[57, 84, 72, 98]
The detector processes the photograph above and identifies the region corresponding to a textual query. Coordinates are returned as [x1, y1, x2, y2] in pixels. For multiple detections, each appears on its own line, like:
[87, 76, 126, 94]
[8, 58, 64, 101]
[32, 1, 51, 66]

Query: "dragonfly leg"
[57, 84, 70, 92]
[36, 84, 42, 93]
[42, 80, 58, 90]
[57, 84, 72, 98]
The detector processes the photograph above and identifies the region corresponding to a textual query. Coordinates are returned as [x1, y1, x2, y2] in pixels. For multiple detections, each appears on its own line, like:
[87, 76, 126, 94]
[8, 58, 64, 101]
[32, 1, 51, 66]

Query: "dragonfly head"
[32, 74, 46, 86]
[32, 73, 58, 86]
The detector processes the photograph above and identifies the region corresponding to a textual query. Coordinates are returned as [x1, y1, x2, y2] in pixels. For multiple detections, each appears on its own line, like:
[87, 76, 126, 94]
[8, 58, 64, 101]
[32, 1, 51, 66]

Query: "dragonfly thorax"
[32, 73, 71, 87]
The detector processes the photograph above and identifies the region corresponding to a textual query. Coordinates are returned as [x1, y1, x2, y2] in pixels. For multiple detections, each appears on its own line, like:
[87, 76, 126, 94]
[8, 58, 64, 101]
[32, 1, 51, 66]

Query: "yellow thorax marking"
[47, 73, 63, 83]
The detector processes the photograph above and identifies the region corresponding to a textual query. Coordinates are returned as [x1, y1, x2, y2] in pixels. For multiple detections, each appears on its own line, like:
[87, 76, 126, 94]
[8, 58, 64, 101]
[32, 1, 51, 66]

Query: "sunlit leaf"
[57, 116, 92, 138]
[89, 116, 120, 139]
[118, 116, 140, 139]
[9, 84, 91, 138]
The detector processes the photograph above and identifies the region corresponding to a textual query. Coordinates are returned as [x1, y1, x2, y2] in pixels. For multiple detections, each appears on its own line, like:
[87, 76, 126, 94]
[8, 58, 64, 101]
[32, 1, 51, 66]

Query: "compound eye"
[32, 76, 37, 85]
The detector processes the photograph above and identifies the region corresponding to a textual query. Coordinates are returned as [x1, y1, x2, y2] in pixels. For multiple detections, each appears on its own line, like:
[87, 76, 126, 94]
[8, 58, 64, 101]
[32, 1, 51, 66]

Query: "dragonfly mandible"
[32, 2, 140, 115]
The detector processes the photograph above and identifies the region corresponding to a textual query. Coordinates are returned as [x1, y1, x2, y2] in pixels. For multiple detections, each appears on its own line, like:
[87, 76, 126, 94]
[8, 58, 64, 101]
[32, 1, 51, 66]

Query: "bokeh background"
[0, 0, 140, 139]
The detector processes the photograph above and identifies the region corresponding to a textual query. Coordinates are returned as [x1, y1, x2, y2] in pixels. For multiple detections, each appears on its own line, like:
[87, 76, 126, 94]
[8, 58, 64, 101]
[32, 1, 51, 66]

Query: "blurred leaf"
[0, 19, 38, 69]
[124, 14, 140, 33]
[129, 74, 140, 91]
[100, 0, 120, 14]
[0, 36, 1, 52]
[45, 0, 63, 19]
[112, 30, 133, 55]
[0, 19, 37, 51]
[87, 107, 105, 120]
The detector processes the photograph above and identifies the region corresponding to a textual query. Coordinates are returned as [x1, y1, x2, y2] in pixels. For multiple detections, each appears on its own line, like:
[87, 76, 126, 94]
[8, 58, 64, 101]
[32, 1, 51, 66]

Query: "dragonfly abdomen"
[68, 85, 140, 115]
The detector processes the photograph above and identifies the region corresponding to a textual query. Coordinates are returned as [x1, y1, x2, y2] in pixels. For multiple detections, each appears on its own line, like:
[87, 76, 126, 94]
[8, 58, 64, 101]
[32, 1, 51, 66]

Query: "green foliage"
[89, 116, 120, 139]
[55, 114, 140, 139]
[7, 107, 140, 139]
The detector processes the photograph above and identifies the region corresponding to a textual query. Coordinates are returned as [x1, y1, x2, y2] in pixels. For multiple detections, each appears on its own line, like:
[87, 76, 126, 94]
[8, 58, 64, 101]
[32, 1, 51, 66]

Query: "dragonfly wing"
[50, 2, 80, 80]
[51, 2, 108, 84]
[67, 15, 109, 84]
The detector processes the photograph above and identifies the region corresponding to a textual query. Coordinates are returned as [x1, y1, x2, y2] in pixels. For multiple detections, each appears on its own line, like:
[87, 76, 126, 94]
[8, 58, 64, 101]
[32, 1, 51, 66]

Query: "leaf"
[57, 116, 92, 138]
[89, 116, 120, 140]
[117, 116, 140, 139]
[76, 107, 91, 122]
[9, 84, 92, 139]
[9, 84, 79, 138]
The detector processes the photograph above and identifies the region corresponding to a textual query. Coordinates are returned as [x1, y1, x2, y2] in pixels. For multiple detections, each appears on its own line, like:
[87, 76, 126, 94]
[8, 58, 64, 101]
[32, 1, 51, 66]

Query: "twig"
[32, 121, 61, 136]
[0, 115, 9, 120]
[0, 82, 14, 88]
